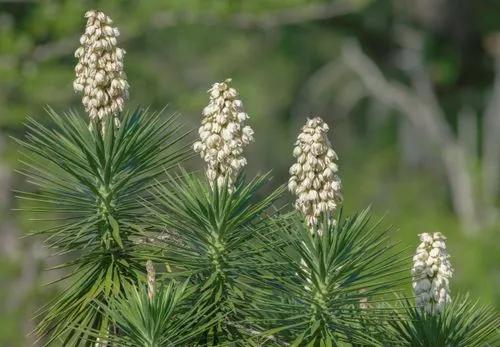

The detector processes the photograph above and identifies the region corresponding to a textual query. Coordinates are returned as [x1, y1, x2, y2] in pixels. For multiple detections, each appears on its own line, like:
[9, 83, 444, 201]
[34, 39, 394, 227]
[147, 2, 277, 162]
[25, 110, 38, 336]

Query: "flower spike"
[193, 79, 254, 189]
[74, 10, 129, 124]
[288, 117, 342, 233]
[412, 232, 453, 314]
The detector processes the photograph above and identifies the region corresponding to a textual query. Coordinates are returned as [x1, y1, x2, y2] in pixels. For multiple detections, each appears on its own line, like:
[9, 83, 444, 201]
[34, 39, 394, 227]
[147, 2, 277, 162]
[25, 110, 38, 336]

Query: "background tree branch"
[341, 40, 480, 232]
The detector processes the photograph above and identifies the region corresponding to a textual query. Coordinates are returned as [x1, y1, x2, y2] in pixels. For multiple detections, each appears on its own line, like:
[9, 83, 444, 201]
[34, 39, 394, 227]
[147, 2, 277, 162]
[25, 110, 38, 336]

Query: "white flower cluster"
[288, 117, 342, 232]
[412, 232, 453, 314]
[74, 10, 129, 122]
[193, 79, 254, 189]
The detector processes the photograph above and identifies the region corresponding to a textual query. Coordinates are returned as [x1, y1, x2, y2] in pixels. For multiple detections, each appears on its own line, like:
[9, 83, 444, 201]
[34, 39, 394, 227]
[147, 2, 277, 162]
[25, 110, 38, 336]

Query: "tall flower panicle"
[74, 10, 129, 123]
[288, 117, 342, 233]
[193, 79, 254, 189]
[146, 260, 156, 301]
[412, 232, 453, 314]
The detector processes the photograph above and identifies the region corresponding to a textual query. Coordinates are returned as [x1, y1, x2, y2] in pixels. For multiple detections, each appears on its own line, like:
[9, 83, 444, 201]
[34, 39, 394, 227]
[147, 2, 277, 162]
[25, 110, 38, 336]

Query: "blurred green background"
[0, 0, 499, 345]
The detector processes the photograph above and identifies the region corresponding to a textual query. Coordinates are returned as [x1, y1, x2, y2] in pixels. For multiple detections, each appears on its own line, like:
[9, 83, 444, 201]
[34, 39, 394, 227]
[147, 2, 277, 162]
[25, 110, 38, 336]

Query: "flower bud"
[412, 232, 453, 314]
[74, 10, 128, 127]
[288, 117, 342, 233]
[193, 79, 254, 190]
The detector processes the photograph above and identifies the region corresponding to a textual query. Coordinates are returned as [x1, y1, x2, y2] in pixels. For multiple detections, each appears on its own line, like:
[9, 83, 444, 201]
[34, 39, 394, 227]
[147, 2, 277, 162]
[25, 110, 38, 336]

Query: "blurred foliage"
[0, 0, 499, 345]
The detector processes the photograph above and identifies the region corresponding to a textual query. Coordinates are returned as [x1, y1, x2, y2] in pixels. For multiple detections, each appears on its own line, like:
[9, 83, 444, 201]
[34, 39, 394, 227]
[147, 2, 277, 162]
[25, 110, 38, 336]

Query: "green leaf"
[104, 263, 114, 296]
[108, 214, 123, 249]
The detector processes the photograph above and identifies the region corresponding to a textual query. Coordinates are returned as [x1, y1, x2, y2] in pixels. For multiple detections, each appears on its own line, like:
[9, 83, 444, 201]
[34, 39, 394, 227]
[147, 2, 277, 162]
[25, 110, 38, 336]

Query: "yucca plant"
[18, 110, 188, 344]
[147, 171, 284, 344]
[230, 117, 407, 345]
[374, 232, 500, 346]
[17, 9, 190, 344]
[244, 210, 407, 346]
[142, 78, 285, 344]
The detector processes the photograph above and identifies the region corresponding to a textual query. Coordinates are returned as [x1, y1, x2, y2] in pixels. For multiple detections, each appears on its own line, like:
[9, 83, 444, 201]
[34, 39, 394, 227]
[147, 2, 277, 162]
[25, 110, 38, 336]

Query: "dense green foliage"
[97, 281, 216, 346]
[17, 110, 188, 344]
[17, 111, 498, 345]
[384, 295, 499, 346]
[148, 172, 284, 343]
[247, 210, 405, 345]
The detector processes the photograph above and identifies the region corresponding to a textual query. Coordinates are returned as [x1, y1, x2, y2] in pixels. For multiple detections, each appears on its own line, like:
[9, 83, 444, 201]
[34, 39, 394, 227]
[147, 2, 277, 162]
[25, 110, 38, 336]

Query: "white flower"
[193, 79, 254, 189]
[411, 232, 453, 314]
[288, 117, 342, 234]
[74, 10, 129, 124]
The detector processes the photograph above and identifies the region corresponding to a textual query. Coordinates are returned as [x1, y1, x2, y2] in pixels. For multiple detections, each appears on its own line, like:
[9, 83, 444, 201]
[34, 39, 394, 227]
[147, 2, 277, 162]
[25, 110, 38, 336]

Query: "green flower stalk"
[146, 260, 156, 301]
